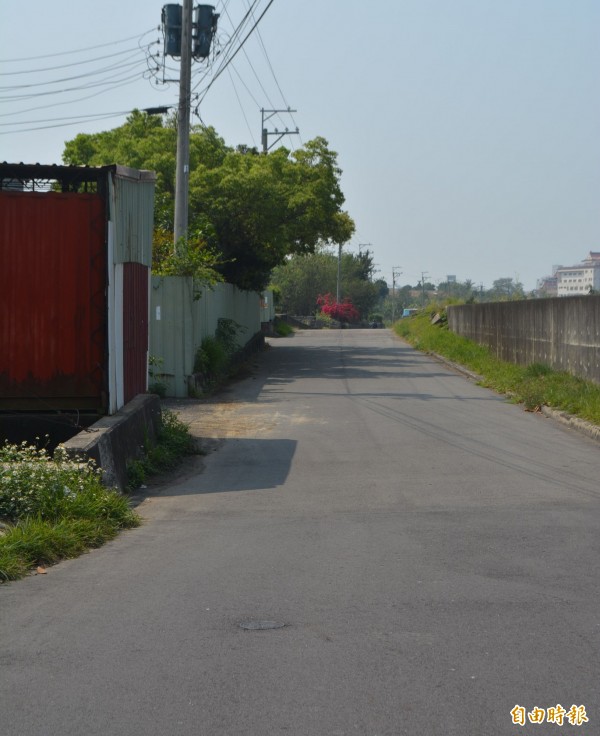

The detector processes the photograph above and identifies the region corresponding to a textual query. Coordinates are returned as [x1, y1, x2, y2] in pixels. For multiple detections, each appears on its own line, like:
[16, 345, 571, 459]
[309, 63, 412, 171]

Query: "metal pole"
[174, 0, 193, 252]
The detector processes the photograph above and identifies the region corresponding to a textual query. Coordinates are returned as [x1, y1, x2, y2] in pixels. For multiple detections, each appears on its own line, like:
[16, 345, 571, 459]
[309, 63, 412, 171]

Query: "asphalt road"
[2, 329, 599, 736]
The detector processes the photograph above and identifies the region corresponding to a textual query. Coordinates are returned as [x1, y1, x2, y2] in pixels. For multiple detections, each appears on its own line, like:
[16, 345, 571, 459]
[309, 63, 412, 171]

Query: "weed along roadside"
[0, 409, 195, 583]
[394, 308, 600, 434]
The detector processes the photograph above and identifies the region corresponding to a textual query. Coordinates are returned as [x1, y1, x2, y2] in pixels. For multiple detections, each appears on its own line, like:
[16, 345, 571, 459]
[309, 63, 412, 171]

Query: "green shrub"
[193, 319, 246, 390]
[194, 336, 228, 376]
[274, 320, 293, 337]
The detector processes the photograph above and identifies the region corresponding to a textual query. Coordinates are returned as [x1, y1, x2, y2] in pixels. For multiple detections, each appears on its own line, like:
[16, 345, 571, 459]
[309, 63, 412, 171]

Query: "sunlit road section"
[2, 329, 599, 736]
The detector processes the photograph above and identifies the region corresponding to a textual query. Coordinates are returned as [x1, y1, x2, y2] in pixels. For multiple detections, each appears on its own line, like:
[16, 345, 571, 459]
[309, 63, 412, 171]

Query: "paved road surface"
[2, 329, 599, 735]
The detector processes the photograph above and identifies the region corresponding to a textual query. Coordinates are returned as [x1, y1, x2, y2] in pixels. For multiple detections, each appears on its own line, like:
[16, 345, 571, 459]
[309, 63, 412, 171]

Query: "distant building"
[537, 274, 558, 297]
[555, 252, 600, 296]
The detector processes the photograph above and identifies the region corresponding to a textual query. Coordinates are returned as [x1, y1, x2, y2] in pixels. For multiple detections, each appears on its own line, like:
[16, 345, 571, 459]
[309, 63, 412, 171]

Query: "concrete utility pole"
[421, 271, 429, 306]
[173, 0, 193, 251]
[336, 243, 342, 303]
[392, 267, 402, 322]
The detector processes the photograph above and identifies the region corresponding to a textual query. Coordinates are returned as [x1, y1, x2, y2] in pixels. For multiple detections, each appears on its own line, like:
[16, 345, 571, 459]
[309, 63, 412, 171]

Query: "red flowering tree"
[316, 293, 360, 323]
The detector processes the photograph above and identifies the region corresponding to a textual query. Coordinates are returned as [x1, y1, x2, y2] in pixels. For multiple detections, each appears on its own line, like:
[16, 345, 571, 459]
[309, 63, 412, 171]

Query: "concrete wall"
[61, 394, 162, 491]
[447, 296, 600, 384]
[149, 277, 270, 397]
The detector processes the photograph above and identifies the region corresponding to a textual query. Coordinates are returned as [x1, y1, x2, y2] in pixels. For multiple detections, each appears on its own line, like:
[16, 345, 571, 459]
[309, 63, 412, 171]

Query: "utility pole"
[421, 271, 430, 306]
[173, 0, 193, 251]
[261, 108, 300, 153]
[392, 267, 402, 322]
[336, 243, 342, 303]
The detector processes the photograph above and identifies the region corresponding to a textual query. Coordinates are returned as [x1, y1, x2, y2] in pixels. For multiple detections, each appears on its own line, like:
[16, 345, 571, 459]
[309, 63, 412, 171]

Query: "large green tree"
[63, 111, 354, 291]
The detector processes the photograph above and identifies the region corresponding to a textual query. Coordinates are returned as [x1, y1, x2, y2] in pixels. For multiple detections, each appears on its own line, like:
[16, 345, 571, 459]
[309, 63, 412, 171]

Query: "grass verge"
[0, 444, 140, 583]
[394, 308, 600, 425]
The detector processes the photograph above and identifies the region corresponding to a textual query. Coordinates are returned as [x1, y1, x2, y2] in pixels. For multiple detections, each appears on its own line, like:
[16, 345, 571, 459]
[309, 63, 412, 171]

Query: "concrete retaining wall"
[61, 394, 162, 491]
[447, 296, 600, 384]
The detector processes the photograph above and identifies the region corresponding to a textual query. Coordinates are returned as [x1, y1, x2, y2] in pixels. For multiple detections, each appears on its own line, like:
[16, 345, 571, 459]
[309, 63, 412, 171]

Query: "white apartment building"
[555, 252, 600, 296]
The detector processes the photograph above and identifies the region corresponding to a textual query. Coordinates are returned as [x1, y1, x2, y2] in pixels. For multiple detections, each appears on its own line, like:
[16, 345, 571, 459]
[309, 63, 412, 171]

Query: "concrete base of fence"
[60, 394, 162, 491]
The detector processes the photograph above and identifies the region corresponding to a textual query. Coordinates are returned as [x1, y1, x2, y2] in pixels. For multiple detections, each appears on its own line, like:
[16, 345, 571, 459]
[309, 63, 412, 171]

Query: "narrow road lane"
[2, 329, 599, 735]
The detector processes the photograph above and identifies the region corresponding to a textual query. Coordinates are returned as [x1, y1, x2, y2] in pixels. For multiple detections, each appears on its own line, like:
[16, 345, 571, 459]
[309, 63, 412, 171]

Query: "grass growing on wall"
[395, 308, 600, 425]
[126, 410, 197, 491]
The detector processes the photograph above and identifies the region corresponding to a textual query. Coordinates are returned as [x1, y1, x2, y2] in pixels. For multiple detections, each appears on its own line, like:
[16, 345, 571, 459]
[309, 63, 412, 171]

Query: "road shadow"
[147, 437, 298, 496]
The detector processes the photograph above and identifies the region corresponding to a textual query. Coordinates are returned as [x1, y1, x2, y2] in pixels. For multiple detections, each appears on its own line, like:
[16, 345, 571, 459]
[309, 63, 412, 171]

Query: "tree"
[488, 277, 525, 301]
[270, 246, 379, 319]
[63, 114, 354, 291]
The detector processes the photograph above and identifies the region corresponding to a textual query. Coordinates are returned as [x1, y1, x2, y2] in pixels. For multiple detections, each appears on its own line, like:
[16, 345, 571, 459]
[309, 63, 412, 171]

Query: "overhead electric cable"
[191, 0, 261, 96]
[0, 29, 156, 63]
[195, 0, 276, 106]
[223, 3, 278, 112]
[230, 63, 261, 107]
[0, 46, 155, 76]
[226, 66, 257, 146]
[0, 111, 131, 135]
[0, 69, 145, 102]
[242, 0, 301, 141]
[0, 51, 151, 91]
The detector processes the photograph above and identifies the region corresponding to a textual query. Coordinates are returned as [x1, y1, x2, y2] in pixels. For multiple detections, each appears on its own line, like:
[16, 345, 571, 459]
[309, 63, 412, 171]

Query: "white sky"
[1, 0, 599, 291]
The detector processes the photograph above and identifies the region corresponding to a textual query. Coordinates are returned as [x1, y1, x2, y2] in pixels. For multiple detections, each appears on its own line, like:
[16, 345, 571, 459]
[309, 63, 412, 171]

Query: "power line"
[0, 29, 157, 63]
[195, 0, 276, 107]
[0, 46, 155, 76]
[0, 111, 132, 136]
[226, 67, 257, 146]
[0, 76, 168, 120]
[0, 110, 134, 128]
[221, 1, 278, 116]
[0, 53, 152, 92]
[0, 69, 147, 103]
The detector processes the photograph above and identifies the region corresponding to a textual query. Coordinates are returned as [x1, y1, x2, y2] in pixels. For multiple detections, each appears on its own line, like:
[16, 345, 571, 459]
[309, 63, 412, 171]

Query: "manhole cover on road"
[239, 620, 286, 631]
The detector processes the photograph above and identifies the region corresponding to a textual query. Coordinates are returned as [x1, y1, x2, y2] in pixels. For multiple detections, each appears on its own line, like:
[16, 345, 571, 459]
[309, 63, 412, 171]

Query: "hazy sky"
[2, 0, 599, 291]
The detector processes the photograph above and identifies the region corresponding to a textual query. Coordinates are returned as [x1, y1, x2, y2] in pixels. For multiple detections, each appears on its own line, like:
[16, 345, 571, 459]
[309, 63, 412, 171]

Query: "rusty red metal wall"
[0, 191, 107, 411]
[122, 262, 149, 404]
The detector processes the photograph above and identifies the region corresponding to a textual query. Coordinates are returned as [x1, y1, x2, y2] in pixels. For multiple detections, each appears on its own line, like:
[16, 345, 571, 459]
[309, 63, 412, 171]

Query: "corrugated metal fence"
[0, 191, 107, 410]
[149, 277, 274, 397]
